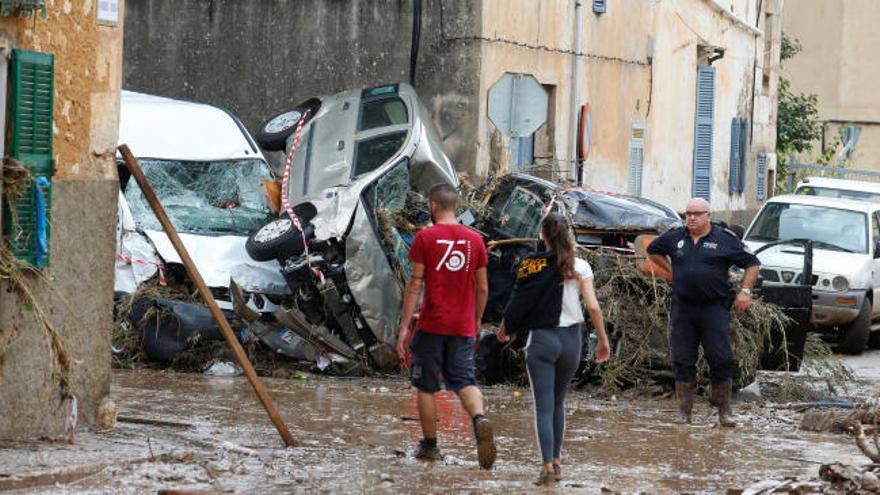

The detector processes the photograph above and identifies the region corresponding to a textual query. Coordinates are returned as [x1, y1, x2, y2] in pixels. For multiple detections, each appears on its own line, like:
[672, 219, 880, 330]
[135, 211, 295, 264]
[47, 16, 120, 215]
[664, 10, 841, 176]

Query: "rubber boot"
[712, 381, 737, 428]
[675, 382, 695, 424]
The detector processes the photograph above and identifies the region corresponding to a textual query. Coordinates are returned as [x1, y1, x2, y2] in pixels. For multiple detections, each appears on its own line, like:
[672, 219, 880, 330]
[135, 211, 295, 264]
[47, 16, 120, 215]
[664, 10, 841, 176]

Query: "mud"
[1, 364, 873, 494]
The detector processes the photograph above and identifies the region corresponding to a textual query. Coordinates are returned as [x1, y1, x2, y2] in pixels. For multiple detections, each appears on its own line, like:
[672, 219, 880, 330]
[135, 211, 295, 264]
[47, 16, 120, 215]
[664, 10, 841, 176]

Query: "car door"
[872, 211, 880, 315]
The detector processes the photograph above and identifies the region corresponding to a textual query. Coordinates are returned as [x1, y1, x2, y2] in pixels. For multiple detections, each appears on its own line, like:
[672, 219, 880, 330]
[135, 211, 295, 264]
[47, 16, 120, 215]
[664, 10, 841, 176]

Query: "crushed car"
[235, 83, 457, 372]
[115, 90, 287, 361]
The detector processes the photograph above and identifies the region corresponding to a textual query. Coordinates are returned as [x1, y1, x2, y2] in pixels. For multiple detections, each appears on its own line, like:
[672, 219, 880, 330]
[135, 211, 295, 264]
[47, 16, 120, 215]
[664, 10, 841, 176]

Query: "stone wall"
[123, 0, 482, 172]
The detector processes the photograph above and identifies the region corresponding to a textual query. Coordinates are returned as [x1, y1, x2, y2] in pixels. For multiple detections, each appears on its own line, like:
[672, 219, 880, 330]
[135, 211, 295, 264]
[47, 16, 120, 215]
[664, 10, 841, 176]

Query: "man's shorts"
[409, 330, 476, 393]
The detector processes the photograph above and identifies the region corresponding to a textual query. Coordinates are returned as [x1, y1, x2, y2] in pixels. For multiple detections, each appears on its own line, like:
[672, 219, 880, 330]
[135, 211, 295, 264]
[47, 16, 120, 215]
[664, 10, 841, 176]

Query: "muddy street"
[3, 357, 875, 494]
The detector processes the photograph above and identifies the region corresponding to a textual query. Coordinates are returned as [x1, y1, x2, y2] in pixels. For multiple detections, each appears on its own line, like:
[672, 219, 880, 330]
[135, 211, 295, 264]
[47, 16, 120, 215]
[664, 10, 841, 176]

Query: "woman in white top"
[497, 213, 610, 486]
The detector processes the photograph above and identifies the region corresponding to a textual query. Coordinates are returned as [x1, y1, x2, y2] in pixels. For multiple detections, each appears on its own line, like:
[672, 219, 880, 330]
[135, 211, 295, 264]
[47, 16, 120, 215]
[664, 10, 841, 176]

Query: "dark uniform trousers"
[670, 299, 734, 384]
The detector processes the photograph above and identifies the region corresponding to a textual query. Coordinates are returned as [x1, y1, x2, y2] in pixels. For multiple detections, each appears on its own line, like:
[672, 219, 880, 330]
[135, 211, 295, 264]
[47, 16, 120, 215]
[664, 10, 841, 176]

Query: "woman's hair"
[541, 213, 577, 280]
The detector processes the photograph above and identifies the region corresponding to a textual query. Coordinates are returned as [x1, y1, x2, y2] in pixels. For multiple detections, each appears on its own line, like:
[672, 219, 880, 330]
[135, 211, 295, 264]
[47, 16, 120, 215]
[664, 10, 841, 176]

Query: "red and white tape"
[116, 252, 167, 286]
[279, 109, 324, 284]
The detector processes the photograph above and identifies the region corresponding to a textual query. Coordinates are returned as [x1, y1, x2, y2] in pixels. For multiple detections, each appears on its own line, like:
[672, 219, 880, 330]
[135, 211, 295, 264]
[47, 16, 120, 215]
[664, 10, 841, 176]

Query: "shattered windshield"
[747, 202, 868, 253]
[124, 159, 274, 234]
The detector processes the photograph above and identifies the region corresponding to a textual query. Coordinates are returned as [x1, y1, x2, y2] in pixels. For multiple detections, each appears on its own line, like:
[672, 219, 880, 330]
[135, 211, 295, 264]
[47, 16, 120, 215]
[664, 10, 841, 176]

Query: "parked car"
[234, 83, 458, 371]
[115, 90, 286, 360]
[795, 176, 880, 203]
[744, 194, 880, 354]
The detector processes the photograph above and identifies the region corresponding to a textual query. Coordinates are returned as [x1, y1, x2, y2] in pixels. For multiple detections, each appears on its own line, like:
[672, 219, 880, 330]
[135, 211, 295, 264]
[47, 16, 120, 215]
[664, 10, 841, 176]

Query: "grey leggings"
[525, 325, 582, 464]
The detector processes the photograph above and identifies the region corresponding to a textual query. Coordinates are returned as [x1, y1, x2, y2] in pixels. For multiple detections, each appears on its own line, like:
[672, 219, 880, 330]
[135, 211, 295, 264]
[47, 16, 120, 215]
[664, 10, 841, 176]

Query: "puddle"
[0, 369, 868, 494]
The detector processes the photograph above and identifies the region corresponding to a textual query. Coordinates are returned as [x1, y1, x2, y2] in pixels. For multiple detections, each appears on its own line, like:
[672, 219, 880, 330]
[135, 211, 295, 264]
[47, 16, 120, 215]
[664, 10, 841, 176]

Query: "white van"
[794, 176, 880, 203]
[744, 194, 880, 354]
[115, 91, 287, 349]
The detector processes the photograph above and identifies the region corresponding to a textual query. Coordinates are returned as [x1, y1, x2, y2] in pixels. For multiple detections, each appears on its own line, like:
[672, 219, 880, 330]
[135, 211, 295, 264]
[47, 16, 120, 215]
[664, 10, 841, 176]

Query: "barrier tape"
[116, 252, 167, 286]
[279, 109, 324, 284]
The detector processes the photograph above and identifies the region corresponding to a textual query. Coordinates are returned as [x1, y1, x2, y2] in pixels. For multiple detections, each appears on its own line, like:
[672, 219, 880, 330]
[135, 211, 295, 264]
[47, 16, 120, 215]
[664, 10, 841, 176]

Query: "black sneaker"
[473, 417, 497, 470]
[414, 440, 442, 461]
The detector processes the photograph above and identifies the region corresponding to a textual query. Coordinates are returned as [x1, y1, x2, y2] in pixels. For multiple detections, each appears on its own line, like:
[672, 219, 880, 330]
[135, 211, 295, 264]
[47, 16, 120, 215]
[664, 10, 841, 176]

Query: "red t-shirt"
[408, 223, 488, 337]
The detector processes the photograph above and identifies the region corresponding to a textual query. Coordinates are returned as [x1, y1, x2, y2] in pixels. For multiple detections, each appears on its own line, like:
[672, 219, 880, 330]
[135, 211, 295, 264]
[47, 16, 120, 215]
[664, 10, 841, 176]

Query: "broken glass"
[125, 159, 275, 234]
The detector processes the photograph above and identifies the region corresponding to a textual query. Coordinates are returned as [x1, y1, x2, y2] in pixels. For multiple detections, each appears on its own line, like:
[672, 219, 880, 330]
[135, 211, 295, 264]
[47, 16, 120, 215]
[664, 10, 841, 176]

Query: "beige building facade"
[476, 0, 784, 221]
[0, 0, 123, 438]
[782, 0, 880, 171]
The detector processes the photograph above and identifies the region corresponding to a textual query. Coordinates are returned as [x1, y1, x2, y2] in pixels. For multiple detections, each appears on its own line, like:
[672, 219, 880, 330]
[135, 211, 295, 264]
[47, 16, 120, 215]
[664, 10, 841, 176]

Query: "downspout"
[570, 0, 584, 183]
[0, 46, 9, 234]
[409, 0, 422, 86]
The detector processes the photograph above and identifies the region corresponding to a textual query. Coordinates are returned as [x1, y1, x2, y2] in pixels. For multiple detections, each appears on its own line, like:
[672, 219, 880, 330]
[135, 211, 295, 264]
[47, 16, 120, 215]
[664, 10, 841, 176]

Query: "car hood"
[745, 240, 870, 283]
[143, 230, 290, 294]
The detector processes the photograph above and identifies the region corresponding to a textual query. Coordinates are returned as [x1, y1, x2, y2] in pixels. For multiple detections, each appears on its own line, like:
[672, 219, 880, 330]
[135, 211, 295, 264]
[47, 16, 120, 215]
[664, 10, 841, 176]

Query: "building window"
[627, 122, 645, 196]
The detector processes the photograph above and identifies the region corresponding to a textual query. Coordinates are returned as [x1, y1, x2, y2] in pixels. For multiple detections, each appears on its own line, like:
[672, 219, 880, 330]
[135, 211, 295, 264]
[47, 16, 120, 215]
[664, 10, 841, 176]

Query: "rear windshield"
[795, 185, 880, 203]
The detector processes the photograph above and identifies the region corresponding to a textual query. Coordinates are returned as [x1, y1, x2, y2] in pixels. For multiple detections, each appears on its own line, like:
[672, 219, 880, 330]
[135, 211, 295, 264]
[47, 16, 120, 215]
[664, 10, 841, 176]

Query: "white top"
[559, 258, 594, 326]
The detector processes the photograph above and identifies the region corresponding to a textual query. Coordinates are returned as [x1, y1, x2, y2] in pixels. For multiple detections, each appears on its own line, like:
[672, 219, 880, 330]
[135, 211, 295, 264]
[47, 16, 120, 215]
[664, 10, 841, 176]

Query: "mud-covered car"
[235, 83, 457, 371]
[115, 91, 287, 361]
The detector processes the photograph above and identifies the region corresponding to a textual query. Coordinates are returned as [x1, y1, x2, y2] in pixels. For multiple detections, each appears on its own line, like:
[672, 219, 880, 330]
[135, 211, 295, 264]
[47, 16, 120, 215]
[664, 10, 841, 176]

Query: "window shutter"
[3, 49, 54, 268]
[593, 0, 607, 14]
[738, 117, 749, 193]
[728, 118, 741, 194]
[756, 152, 767, 201]
[692, 66, 715, 201]
[627, 123, 645, 196]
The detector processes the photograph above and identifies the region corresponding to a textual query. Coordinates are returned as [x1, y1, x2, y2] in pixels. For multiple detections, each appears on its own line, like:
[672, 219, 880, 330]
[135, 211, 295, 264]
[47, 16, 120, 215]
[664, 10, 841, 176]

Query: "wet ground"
[3, 353, 879, 494]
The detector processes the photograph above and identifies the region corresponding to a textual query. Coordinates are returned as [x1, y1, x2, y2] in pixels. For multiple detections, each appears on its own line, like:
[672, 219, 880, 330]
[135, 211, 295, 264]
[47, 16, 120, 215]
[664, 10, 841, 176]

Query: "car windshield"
[795, 185, 880, 203]
[124, 158, 274, 234]
[746, 202, 868, 253]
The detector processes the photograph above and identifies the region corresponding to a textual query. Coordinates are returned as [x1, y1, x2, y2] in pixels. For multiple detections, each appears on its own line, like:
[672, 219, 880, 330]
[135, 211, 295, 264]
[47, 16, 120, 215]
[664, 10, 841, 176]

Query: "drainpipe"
[0, 46, 9, 234]
[570, 0, 584, 183]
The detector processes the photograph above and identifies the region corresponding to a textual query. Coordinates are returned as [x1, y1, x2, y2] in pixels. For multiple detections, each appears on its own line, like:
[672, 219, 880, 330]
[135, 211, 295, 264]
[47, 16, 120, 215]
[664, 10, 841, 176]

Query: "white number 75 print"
[435, 240, 468, 272]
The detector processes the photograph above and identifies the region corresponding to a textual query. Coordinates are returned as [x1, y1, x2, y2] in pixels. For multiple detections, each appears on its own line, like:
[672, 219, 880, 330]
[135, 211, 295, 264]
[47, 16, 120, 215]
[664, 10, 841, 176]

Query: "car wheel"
[245, 217, 312, 262]
[839, 300, 871, 355]
[256, 98, 320, 151]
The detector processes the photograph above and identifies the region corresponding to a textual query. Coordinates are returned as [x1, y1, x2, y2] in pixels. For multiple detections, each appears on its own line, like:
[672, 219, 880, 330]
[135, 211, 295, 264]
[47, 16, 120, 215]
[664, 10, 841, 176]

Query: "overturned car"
[237, 83, 457, 371]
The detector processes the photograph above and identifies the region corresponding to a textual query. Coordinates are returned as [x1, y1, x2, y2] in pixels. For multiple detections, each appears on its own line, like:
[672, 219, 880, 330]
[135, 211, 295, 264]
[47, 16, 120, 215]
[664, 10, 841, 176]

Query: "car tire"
[839, 300, 871, 355]
[246, 217, 313, 262]
[256, 98, 320, 151]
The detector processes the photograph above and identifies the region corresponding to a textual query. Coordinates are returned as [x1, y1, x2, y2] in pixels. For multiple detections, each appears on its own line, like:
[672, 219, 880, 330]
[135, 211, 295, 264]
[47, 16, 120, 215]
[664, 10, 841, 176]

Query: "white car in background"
[795, 176, 880, 202]
[744, 194, 880, 354]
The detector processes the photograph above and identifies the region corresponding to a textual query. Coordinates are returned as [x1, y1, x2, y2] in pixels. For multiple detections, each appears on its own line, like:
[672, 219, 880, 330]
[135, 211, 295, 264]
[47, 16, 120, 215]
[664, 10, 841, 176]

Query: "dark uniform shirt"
[647, 224, 760, 305]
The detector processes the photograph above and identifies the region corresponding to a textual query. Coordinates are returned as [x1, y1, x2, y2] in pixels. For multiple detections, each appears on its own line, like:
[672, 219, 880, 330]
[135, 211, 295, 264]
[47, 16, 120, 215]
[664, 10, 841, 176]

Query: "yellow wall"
[0, 0, 123, 179]
[783, 0, 880, 170]
[477, 0, 782, 214]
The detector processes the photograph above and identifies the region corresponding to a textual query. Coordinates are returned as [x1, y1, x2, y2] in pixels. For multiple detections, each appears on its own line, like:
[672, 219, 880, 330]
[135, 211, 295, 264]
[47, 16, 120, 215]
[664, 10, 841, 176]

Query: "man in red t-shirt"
[396, 183, 496, 470]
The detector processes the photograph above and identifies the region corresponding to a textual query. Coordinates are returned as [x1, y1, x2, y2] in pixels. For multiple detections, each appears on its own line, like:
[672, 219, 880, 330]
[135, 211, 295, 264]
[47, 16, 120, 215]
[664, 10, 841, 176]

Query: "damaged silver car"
[237, 83, 457, 371]
[115, 91, 288, 361]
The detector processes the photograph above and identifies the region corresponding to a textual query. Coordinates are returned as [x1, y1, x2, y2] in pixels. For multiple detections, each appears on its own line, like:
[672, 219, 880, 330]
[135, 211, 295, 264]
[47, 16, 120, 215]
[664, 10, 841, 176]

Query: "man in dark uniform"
[647, 198, 759, 427]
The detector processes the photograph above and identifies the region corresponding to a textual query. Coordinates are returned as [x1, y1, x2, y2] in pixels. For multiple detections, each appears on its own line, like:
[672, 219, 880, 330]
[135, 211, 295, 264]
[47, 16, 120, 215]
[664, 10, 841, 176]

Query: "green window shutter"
[3, 49, 54, 268]
[692, 66, 715, 201]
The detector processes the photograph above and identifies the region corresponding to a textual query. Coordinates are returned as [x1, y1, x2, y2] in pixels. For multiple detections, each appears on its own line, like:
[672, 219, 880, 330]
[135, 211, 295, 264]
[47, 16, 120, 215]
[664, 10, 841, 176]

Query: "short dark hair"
[429, 183, 458, 211]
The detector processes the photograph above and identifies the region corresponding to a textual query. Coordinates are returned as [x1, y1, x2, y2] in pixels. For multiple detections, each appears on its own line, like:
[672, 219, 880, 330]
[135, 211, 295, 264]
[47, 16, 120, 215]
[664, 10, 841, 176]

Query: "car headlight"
[832, 276, 849, 292]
